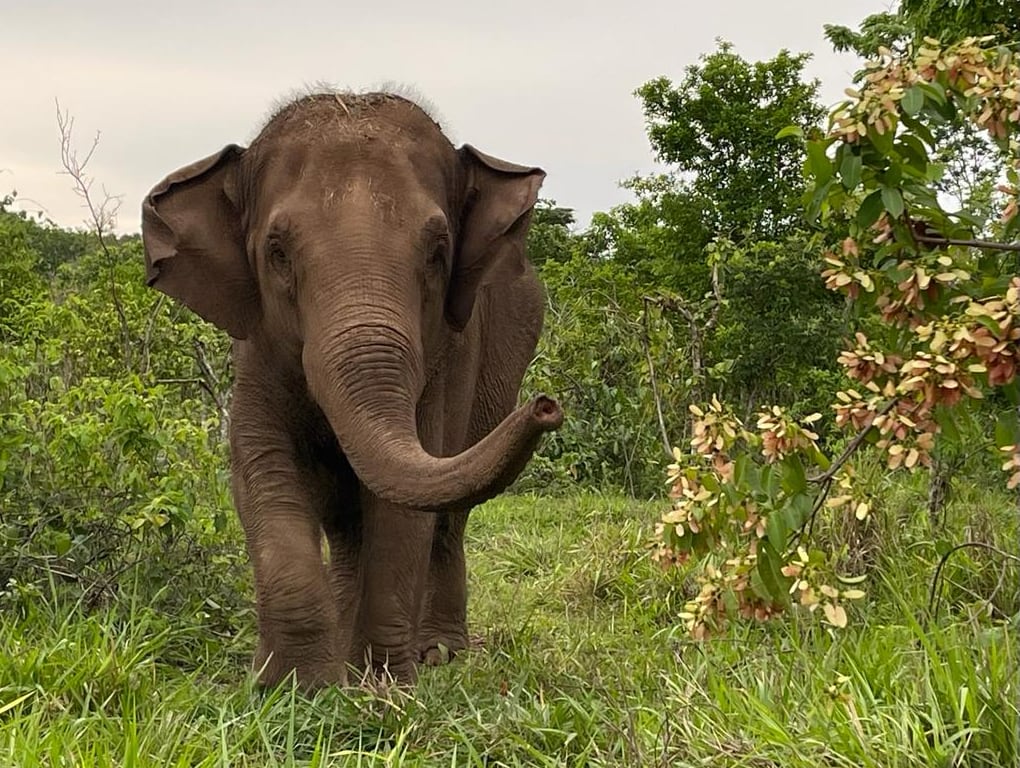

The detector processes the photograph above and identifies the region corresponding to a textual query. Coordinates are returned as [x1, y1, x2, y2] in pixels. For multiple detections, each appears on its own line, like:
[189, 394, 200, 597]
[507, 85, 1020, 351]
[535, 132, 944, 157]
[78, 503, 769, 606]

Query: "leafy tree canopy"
[636, 42, 826, 242]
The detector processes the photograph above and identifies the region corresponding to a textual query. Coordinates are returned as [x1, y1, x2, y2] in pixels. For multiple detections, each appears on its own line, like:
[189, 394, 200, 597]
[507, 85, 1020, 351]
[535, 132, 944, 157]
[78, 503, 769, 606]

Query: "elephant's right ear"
[141, 144, 259, 339]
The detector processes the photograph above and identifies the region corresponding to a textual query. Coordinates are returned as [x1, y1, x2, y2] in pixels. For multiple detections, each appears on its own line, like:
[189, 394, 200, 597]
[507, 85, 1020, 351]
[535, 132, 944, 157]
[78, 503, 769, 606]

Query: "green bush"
[0, 209, 245, 629]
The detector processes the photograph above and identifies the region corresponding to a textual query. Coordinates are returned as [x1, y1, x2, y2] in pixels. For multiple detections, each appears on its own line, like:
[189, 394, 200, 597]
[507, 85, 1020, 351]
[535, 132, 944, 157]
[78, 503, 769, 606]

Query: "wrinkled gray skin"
[141, 93, 562, 687]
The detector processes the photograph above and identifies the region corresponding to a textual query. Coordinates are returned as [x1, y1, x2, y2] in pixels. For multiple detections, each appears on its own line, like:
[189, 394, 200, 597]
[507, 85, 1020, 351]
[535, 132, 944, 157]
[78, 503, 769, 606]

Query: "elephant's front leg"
[231, 397, 346, 689]
[419, 509, 470, 666]
[353, 492, 435, 683]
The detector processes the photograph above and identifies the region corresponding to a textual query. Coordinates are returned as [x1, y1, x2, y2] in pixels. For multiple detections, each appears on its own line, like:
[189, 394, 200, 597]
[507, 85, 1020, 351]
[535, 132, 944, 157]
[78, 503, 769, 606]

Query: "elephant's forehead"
[251, 132, 453, 216]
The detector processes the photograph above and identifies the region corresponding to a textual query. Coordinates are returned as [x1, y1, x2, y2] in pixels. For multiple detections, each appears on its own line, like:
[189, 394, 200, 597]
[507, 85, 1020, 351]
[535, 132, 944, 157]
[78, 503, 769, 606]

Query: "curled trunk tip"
[530, 395, 563, 430]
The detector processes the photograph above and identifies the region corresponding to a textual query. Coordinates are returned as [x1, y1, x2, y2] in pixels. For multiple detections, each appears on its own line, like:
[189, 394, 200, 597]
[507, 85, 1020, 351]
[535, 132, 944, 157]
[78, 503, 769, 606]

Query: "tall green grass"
[0, 491, 1015, 766]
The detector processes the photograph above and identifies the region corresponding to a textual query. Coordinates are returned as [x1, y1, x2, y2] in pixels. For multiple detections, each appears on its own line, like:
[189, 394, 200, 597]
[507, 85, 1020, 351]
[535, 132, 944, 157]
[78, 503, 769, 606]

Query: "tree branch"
[56, 101, 130, 369]
[193, 340, 230, 437]
[641, 297, 674, 458]
[928, 541, 1020, 622]
[140, 294, 166, 375]
[914, 234, 1020, 252]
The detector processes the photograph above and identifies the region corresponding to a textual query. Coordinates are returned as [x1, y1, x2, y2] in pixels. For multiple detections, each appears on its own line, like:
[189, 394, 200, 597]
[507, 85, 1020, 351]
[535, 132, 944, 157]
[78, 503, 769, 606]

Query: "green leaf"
[806, 140, 833, 184]
[1001, 379, 1020, 406]
[879, 162, 904, 189]
[806, 178, 834, 222]
[994, 411, 1020, 448]
[733, 453, 749, 487]
[901, 85, 924, 116]
[897, 134, 930, 172]
[899, 115, 935, 149]
[763, 464, 781, 501]
[868, 121, 895, 155]
[775, 125, 804, 140]
[757, 540, 792, 605]
[973, 313, 1004, 335]
[766, 504, 789, 553]
[857, 190, 885, 229]
[917, 81, 947, 108]
[809, 444, 831, 472]
[780, 456, 808, 495]
[701, 471, 721, 493]
[786, 492, 814, 530]
[53, 530, 72, 557]
[839, 150, 862, 191]
[881, 187, 904, 219]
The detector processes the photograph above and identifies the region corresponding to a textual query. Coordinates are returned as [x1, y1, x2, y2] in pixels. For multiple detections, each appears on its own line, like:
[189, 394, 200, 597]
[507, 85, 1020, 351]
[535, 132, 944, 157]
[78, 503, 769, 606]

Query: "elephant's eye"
[423, 214, 450, 269]
[267, 238, 290, 270]
[429, 238, 449, 266]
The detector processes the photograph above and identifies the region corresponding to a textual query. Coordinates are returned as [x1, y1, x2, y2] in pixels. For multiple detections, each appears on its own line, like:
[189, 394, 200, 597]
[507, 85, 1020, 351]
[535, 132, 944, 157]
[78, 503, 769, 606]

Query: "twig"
[801, 476, 835, 544]
[641, 298, 673, 458]
[914, 234, 1020, 253]
[193, 340, 230, 435]
[928, 541, 1020, 622]
[140, 294, 167, 375]
[55, 101, 130, 370]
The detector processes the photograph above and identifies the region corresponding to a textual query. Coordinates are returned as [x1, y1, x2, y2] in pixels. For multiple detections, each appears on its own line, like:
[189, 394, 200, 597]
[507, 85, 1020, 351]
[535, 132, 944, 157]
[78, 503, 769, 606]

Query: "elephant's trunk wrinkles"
[304, 325, 561, 511]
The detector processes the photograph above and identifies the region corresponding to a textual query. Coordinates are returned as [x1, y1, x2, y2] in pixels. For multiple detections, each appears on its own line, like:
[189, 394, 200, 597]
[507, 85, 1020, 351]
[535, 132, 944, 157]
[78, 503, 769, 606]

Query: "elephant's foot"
[417, 628, 469, 667]
[354, 642, 419, 685]
[253, 640, 346, 690]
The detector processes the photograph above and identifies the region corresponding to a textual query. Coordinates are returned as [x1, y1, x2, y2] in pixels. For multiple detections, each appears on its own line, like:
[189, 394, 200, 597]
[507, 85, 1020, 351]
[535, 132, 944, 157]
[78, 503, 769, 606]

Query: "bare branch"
[193, 340, 230, 437]
[705, 259, 722, 332]
[928, 541, 1020, 622]
[140, 294, 167, 375]
[914, 234, 1020, 252]
[56, 101, 131, 370]
[641, 297, 674, 458]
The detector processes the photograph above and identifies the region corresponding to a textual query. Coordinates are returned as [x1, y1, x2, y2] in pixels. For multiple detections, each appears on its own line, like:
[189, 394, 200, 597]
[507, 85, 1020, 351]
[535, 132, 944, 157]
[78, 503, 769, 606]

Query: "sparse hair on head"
[250, 82, 447, 146]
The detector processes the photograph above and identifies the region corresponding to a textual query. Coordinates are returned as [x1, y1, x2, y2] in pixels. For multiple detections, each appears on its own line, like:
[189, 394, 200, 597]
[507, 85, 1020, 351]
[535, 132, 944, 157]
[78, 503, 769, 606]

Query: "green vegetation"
[1, 0, 1016, 764]
[0, 493, 1015, 766]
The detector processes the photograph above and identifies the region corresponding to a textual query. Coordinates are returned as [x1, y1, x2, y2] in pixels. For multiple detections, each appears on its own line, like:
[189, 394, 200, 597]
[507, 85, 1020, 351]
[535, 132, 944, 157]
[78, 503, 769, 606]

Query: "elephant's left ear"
[449, 145, 545, 331]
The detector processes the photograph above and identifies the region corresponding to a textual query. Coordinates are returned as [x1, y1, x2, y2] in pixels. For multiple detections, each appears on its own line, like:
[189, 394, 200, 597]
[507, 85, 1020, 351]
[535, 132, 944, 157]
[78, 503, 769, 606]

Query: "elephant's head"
[141, 92, 561, 510]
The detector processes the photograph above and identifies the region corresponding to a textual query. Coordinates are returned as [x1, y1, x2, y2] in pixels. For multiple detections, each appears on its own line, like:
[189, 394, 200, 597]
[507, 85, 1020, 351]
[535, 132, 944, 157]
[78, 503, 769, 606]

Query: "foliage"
[525, 199, 577, 267]
[622, 43, 843, 413]
[827, 0, 1019, 58]
[521, 43, 849, 495]
[0, 209, 241, 624]
[655, 35, 1020, 636]
[637, 42, 826, 243]
[523, 249, 684, 495]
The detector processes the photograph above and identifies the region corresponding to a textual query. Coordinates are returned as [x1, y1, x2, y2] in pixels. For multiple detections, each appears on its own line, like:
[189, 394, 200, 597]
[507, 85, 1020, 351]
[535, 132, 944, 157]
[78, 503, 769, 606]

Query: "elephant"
[140, 91, 562, 688]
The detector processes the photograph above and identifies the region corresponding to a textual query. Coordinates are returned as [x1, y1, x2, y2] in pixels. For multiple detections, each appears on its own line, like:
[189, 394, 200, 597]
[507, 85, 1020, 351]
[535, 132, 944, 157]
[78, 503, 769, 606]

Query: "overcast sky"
[3, 0, 890, 232]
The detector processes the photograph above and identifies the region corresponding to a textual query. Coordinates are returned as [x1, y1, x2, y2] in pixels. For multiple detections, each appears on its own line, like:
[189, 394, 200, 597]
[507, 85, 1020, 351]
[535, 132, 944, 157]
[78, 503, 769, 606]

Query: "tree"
[827, 0, 1019, 57]
[526, 199, 577, 266]
[825, 1, 1016, 224]
[655, 32, 1020, 641]
[616, 43, 841, 416]
[637, 42, 826, 243]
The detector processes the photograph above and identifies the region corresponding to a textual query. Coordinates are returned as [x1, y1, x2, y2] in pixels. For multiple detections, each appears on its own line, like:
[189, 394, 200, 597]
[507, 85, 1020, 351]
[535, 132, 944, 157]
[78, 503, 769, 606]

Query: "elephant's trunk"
[303, 322, 561, 511]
